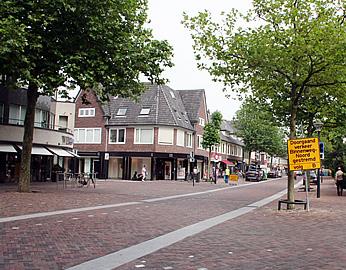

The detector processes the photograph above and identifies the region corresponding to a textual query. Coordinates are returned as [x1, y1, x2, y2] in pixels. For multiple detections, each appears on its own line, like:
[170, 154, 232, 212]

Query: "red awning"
[221, 159, 234, 166]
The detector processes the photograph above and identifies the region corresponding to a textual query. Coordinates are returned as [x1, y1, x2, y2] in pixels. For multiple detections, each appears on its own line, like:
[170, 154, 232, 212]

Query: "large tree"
[202, 111, 222, 183]
[233, 98, 286, 165]
[183, 0, 346, 205]
[0, 0, 173, 192]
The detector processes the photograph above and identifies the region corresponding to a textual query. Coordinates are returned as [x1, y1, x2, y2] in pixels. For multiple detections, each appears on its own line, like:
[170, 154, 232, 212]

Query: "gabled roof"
[105, 84, 194, 130]
[221, 120, 237, 133]
[177, 89, 205, 123]
[220, 120, 244, 146]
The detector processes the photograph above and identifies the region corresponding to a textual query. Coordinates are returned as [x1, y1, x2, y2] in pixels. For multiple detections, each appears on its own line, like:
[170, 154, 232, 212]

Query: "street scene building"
[73, 84, 210, 180]
[0, 86, 76, 182]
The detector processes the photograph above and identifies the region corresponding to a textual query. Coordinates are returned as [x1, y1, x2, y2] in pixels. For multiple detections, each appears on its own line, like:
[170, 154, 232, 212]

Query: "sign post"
[288, 138, 321, 171]
[288, 138, 321, 210]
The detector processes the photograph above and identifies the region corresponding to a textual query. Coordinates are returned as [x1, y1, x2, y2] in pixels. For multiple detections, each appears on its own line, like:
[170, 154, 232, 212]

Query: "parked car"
[268, 169, 283, 178]
[302, 170, 318, 185]
[268, 170, 279, 178]
[246, 166, 264, 181]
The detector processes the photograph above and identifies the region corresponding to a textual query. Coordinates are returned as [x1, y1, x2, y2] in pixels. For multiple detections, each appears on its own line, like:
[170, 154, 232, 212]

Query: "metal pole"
[317, 131, 321, 198]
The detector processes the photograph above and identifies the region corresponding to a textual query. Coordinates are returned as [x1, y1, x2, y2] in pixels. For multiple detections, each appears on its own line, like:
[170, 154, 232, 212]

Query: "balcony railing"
[1, 117, 73, 134]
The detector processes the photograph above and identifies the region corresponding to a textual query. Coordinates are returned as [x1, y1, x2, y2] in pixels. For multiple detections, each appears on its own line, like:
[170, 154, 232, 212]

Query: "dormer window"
[117, 108, 127, 116]
[140, 108, 150, 115]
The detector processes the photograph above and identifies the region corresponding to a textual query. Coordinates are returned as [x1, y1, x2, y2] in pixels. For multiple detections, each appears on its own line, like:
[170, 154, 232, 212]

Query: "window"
[238, 147, 242, 157]
[9, 104, 26, 125]
[199, 117, 205, 127]
[135, 128, 153, 144]
[34, 109, 49, 128]
[222, 143, 226, 154]
[186, 133, 193, 148]
[74, 128, 102, 144]
[58, 116, 68, 131]
[176, 130, 185, 146]
[109, 128, 126, 144]
[197, 135, 203, 149]
[78, 108, 95, 117]
[158, 127, 173, 145]
[139, 108, 150, 115]
[116, 108, 127, 116]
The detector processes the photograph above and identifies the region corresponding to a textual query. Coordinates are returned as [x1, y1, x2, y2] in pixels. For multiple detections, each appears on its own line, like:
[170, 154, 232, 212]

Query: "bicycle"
[77, 173, 96, 188]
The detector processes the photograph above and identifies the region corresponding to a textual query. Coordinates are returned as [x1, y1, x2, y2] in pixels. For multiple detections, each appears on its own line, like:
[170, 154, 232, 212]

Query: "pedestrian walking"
[141, 165, 147, 181]
[335, 167, 344, 196]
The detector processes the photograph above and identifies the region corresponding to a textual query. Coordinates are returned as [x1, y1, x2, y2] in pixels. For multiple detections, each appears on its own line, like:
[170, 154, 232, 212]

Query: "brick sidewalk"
[1, 177, 345, 270]
[119, 176, 346, 270]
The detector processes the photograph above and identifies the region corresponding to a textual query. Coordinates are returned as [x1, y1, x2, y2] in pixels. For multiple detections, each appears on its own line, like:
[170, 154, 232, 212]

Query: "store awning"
[17, 145, 53, 156]
[47, 147, 74, 157]
[221, 159, 234, 166]
[0, 144, 17, 153]
[66, 150, 80, 158]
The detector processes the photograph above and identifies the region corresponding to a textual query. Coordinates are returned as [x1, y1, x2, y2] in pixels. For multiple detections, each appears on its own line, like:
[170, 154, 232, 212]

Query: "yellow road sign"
[288, 138, 321, 171]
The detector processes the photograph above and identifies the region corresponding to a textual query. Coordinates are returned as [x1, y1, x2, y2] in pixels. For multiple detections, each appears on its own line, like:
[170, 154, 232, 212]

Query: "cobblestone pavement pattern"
[0, 177, 345, 270]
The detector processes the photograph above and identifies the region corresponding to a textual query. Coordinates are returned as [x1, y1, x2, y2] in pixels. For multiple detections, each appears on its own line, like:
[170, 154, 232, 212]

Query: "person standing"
[335, 167, 344, 196]
[141, 165, 147, 181]
[225, 167, 230, 184]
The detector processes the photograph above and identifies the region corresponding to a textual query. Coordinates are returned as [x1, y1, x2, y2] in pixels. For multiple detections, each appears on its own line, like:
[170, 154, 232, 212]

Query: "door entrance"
[164, 161, 171, 180]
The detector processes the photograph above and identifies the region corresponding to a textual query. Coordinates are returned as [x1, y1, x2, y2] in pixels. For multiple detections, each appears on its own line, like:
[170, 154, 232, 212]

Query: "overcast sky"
[147, 0, 253, 120]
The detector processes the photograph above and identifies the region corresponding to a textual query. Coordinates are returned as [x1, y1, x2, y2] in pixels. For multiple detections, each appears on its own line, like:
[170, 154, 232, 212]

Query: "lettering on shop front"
[287, 138, 321, 171]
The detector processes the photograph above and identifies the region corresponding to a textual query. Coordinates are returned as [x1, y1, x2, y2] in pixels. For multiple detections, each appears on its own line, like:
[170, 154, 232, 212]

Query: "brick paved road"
[1, 177, 345, 270]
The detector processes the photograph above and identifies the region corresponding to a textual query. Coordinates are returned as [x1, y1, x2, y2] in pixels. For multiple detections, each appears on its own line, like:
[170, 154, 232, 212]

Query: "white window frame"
[199, 117, 205, 127]
[78, 108, 95, 117]
[109, 128, 126, 144]
[158, 127, 174, 145]
[74, 128, 102, 144]
[134, 127, 154, 144]
[197, 135, 203, 149]
[222, 143, 226, 154]
[139, 108, 150, 116]
[186, 133, 193, 148]
[116, 108, 127, 116]
[176, 129, 185, 147]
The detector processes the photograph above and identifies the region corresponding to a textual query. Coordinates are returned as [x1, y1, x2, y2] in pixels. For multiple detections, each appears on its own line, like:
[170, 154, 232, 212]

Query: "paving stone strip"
[67, 181, 302, 270]
[0, 180, 273, 223]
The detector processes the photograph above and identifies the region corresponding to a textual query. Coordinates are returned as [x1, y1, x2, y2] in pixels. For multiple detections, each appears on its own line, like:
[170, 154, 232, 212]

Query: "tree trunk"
[287, 102, 298, 208]
[18, 83, 38, 192]
[208, 148, 211, 181]
[270, 156, 273, 169]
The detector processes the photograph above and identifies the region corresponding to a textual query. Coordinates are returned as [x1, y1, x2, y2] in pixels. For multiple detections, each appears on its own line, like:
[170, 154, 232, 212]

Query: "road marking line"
[0, 202, 141, 223]
[67, 182, 301, 270]
[0, 178, 289, 224]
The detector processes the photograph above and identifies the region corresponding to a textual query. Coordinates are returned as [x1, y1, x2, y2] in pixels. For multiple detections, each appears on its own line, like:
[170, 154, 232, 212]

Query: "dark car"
[245, 166, 263, 181]
[268, 170, 278, 178]
[302, 170, 318, 185]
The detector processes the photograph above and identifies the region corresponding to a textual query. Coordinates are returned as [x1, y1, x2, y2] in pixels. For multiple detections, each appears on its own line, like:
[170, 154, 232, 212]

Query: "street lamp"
[313, 119, 323, 198]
